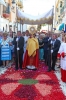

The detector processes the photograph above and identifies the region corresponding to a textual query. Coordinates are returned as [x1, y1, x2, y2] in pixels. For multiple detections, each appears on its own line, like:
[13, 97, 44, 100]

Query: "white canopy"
[0, 0, 6, 6]
[17, 8, 53, 25]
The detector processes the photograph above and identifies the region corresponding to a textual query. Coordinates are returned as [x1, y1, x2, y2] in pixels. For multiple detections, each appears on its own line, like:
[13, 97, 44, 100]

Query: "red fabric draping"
[23, 50, 39, 68]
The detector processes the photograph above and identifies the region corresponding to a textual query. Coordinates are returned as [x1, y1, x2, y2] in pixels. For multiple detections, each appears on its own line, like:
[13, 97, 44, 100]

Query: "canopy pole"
[17, 21, 18, 32]
[16, 16, 18, 33]
[20, 19, 21, 32]
[14, 22, 15, 33]
[48, 24, 49, 32]
[51, 6, 54, 32]
[22, 24, 23, 33]
[22, 20, 23, 33]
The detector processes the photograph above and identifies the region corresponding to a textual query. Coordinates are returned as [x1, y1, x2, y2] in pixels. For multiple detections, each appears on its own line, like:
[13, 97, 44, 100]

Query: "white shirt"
[24, 35, 29, 48]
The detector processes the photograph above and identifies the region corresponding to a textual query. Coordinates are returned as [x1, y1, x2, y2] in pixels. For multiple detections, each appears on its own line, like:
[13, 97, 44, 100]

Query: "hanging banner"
[1, 46, 11, 60]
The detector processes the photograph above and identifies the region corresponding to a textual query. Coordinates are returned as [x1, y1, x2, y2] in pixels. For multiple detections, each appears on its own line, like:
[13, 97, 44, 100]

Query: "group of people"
[0, 30, 39, 70]
[0, 31, 13, 67]
[0, 29, 66, 82]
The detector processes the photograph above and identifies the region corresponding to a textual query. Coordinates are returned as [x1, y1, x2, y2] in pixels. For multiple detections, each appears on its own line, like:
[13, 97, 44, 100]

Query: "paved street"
[0, 65, 66, 96]
[0, 0, 66, 99]
[55, 68, 66, 96]
[0, 66, 7, 75]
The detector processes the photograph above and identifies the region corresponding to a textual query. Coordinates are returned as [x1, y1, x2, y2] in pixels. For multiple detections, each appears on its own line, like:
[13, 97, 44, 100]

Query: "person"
[38, 34, 44, 60]
[0, 30, 3, 66]
[23, 30, 29, 60]
[1, 32, 11, 67]
[23, 32, 39, 70]
[47, 35, 52, 71]
[57, 36, 66, 82]
[13, 31, 24, 70]
[43, 34, 49, 65]
[51, 34, 61, 71]
[7, 32, 14, 62]
[57, 34, 62, 42]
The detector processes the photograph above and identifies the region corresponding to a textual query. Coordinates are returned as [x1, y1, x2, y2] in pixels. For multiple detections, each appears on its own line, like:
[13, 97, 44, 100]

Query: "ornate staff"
[16, 19, 19, 68]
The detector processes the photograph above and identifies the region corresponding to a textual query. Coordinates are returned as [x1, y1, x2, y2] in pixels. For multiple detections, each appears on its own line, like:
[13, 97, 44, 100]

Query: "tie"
[53, 40, 55, 46]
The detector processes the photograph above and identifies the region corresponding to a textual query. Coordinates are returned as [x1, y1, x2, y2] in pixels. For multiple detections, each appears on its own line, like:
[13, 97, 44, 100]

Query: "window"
[3, 3, 10, 14]
[60, 1, 62, 7]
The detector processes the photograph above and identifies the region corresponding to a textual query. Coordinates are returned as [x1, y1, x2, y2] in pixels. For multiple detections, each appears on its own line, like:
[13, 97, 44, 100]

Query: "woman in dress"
[1, 32, 11, 67]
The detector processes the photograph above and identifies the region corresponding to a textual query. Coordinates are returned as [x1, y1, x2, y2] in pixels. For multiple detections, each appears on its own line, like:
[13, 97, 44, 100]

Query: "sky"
[23, 0, 55, 16]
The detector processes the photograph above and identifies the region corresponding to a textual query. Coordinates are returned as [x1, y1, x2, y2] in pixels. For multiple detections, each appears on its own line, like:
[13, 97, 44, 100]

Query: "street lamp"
[51, 6, 54, 32]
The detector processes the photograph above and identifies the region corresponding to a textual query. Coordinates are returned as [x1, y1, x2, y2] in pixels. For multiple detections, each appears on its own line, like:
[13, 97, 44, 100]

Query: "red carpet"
[0, 61, 66, 100]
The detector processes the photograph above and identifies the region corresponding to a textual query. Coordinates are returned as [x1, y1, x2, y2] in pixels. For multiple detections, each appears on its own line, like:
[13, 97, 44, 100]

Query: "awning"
[0, 0, 6, 6]
[17, 8, 53, 25]
[59, 23, 64, 31]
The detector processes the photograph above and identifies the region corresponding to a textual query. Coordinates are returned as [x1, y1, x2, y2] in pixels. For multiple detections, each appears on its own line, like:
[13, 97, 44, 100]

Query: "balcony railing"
[60, 6, 64, 14]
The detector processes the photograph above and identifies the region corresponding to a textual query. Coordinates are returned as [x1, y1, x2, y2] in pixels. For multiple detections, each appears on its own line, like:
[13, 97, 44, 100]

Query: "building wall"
[55, 0, 65, 30]
[0, 0, 25, 32]
[0, 0, 10, 31]
[55, 0, 60, 28]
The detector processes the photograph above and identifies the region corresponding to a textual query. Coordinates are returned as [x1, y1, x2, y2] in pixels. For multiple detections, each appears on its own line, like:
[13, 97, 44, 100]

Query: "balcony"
[60, 6, 64, 14]
[3, 3, 10, 18]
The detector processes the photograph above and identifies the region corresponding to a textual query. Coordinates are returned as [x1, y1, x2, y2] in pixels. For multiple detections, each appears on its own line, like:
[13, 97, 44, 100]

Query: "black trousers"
[44, 50, 48, 64]
[47, 50, 52, 70]
[52, 54, 57, 70]
[15, 50, 23, 70]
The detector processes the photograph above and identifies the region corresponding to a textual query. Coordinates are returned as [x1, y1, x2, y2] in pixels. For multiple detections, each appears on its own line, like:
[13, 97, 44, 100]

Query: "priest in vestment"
[23, 33, 39, 70]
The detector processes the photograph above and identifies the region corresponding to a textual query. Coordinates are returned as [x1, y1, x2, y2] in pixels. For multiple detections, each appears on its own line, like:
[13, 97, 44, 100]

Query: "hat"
[3, 32, 8, 36]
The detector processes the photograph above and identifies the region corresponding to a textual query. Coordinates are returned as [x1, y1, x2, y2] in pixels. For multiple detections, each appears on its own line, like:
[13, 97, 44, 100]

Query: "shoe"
[20, 67, 22, 70]
[47, 69, 51, 72]
[15, 68, 18, 70]
[52, 69, 55, 71]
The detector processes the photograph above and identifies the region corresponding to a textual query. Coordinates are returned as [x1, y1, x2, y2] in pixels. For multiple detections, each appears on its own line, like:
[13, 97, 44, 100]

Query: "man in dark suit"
[47, 36, 52, 71]
[47, 34, 61, 72]
[13, 31, 24, 70]
[51, 34, 61, 71]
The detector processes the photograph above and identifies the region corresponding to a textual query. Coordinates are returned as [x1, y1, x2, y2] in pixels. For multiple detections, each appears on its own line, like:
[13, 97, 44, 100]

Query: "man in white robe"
[23, 30, 29, 60]
[57, 37, 66, 82]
